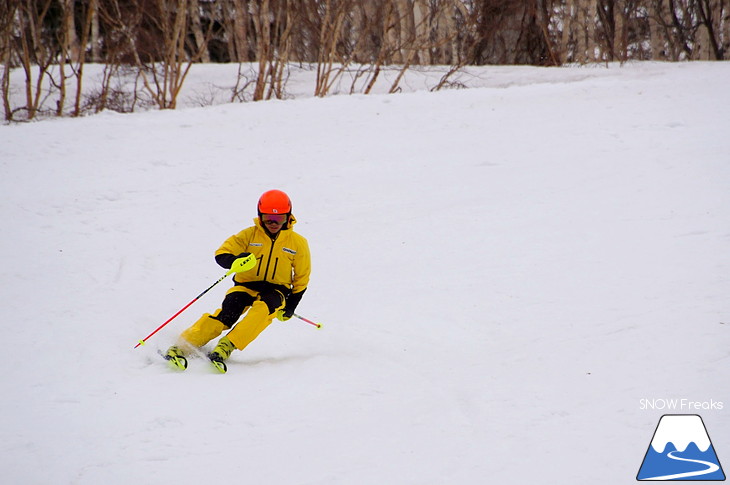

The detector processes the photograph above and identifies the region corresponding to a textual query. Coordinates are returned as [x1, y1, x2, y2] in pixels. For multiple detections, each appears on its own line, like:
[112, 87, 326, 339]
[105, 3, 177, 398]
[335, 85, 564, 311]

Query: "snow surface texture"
[1, 62, 729, 484]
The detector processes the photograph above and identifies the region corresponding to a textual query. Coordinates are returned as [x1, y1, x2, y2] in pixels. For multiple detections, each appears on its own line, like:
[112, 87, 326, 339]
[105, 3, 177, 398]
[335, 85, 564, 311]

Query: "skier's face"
[261, 213, 287, 234]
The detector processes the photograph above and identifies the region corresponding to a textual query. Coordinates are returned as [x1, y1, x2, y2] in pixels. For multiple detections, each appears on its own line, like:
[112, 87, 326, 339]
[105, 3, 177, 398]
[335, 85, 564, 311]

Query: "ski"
[158, 349, 188, 371]
[207, 353, 227, 373]
[157, 347, 229, 373]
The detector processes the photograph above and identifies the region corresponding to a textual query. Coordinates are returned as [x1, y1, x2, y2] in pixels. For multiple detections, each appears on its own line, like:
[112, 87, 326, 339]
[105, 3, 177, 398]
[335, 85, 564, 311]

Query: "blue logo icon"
[637, 414, 725, 481]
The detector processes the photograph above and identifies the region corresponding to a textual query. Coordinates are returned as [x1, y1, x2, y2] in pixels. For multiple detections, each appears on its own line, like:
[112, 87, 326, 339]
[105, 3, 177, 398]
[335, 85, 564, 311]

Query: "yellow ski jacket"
[216, 216, 311, 293]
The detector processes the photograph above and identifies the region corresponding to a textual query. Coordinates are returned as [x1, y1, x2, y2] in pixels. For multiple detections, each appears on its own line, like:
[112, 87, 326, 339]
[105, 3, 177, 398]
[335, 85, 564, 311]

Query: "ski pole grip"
[229, 253, 257, 274]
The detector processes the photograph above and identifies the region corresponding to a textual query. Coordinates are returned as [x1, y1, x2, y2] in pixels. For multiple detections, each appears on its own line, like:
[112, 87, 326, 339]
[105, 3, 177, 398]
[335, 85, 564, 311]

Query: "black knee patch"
[215, 292, 255, 327]
[259, 290, 285, 315]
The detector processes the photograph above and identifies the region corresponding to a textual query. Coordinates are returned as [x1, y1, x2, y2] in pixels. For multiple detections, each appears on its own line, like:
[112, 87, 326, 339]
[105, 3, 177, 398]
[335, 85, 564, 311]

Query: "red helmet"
[258, 189, 292, 214]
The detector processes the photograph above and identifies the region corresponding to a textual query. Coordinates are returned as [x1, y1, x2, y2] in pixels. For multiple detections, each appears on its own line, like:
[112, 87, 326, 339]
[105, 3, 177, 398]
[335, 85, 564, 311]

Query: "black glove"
[215, 252, 251, 270]
[278, 289, 305, 320]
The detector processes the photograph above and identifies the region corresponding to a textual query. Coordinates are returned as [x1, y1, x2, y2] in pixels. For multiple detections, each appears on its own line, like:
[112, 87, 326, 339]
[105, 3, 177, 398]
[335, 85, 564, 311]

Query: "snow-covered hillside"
[1, 61, 728, 484]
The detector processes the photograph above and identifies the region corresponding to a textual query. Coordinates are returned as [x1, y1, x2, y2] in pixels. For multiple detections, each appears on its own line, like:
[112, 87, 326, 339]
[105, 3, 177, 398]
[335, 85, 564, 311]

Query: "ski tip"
[166, 355, 188, 371]
[159, 349, 188, 370]
[207, 355, 228, 373]
[169, 358, 188, 371]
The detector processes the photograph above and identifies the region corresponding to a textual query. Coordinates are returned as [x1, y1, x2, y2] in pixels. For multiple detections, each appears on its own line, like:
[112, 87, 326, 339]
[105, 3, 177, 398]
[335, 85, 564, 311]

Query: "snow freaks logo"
[637, 414, 726, 481]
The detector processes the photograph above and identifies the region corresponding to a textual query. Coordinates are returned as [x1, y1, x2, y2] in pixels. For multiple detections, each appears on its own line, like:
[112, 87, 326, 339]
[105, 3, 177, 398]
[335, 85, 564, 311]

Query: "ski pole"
[134, 255, 256, 348]
[293, 313, 323, 329]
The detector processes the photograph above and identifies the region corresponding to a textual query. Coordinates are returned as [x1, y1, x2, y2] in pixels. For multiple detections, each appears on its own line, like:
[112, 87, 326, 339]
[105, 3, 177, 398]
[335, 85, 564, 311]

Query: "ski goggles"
[261, 213, 288, 224]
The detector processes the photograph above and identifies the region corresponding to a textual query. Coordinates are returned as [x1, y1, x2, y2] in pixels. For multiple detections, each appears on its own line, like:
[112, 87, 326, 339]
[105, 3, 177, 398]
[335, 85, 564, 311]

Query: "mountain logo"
[637, 414, 725, 481]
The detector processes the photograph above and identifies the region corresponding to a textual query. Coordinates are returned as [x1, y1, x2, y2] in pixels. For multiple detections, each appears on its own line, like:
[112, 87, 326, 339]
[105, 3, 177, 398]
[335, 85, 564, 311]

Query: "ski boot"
[163, 346, 188, 370]
[207, 336, 235, 373]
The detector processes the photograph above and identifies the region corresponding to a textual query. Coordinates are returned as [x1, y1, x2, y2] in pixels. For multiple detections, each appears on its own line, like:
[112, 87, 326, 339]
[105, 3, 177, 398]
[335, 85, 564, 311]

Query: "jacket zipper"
[262, 233, 278, 281]
[271, 258, 279, 279]
[256, 255, 264, 277]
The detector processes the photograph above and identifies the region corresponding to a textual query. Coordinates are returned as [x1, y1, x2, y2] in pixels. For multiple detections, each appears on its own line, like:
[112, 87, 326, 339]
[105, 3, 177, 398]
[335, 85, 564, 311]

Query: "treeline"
[2, 0, 728, 120]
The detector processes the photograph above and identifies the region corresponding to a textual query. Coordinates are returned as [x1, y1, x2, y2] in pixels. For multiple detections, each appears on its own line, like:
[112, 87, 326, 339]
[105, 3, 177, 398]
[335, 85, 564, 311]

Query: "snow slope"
[1, 61, 729, 484]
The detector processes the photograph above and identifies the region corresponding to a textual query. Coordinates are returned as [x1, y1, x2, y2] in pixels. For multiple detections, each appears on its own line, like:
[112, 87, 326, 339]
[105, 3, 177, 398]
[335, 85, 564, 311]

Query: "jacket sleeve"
[291, 235, 311, 294]
[215, 253, 237, 269]
[215, 228, 254, 266]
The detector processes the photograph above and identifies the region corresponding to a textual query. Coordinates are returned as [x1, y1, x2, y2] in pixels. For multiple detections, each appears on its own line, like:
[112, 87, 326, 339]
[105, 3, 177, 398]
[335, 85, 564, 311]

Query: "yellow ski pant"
[178, 286, 284, 352]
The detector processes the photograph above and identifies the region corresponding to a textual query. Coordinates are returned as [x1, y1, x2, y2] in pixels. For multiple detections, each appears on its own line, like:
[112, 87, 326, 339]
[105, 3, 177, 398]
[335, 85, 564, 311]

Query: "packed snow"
[1, 61, 728, 484]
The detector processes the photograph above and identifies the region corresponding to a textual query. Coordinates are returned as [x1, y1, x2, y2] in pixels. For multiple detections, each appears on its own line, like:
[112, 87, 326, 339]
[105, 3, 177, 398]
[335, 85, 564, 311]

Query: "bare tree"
[13, 0, 58, 120]
[188, 0, 210, 62]
[696, 0, 724, 58]
[93, 0, 145, 112]
[71, 0, 98, 115]
[716, 0, 727, 59]
[53, 0, 99, 116]
[1, 1, 19, 120]
[649, 0, 670, 59]
[4, 0, 729, 122]
[132, 0, 209, 109]
[314, 0, 350, 97]
[224, 0, 252, 62]
[612, 0, 629, 61]
[472, 0, 552, 64]
[724, 0, 730, 58]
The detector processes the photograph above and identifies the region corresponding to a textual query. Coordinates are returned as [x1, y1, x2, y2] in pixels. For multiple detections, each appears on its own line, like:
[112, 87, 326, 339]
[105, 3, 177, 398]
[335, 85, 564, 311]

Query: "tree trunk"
[696, 0, 723, 59]
[720, 0, 730, 59]
[412, 0, 429, 64]
[649, 0, 667, 59]
[1, 1, 17, 120]
[188, 0, 210, 62]
[91, 0, 100, 62]
[562, 0, 576, 63]
[613, 0, 627, 61]
[585, 0, 598, 61]
[62, 0, 80, 62]
[230, 0, 250, 62]
[474, 0, 549, 64]
[252, 0, 271, 101]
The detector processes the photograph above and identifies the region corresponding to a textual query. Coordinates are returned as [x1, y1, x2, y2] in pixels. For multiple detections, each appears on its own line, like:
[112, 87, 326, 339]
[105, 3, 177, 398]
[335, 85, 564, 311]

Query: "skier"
[164, 189, 311, 372]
